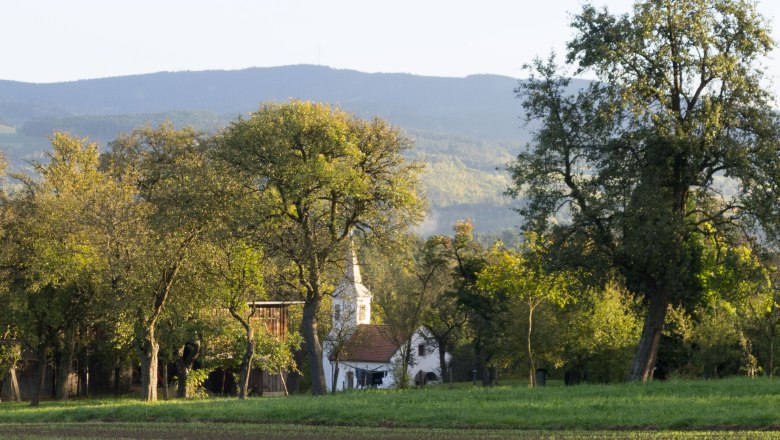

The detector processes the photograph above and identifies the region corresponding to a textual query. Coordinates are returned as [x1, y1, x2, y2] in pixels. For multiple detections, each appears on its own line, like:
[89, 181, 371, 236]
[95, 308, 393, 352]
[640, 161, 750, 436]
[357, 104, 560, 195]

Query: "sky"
[3, 0, 780, 89]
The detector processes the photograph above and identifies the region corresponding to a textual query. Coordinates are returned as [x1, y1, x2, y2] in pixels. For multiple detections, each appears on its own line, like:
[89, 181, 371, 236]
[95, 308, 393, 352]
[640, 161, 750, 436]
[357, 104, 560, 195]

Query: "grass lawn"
[1, 377, 780, 438]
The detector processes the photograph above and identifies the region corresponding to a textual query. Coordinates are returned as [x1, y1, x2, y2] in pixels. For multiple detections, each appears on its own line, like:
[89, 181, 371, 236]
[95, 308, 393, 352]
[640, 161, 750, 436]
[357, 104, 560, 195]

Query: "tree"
[741, 252, 780, 378]
[103, 124, 228, 401]
[435, 221, 500, 386]
[510, 0, 780, 381]
[204, 239, 267, 399]
[1, 134, 115, 404]
[217, 101, 425, 395]
[255, 328, 301, 396]
[420, 235, 467, 383]
[559, 282, 641, 383]
[370, 237, 448, 388]
[744, 287, 780, 378]
[0, 166, 21, 401]
[0, 335, 22, 403]
[477, 233, 575, 387]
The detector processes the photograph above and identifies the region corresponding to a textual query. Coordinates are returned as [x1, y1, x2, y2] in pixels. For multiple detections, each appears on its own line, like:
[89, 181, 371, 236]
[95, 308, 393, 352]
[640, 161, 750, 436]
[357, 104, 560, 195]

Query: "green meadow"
[2, 378, 780, 438]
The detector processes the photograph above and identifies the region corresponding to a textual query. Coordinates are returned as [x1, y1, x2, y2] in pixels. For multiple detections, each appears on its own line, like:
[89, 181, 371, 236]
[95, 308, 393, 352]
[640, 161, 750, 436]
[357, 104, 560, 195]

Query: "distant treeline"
[19, 111, 232, 141]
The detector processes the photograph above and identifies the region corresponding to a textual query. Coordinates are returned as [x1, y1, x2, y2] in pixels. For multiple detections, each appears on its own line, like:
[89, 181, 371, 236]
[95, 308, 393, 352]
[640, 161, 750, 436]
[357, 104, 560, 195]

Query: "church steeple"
[332, 240, 372, 327]
[345, 240, 363, 285]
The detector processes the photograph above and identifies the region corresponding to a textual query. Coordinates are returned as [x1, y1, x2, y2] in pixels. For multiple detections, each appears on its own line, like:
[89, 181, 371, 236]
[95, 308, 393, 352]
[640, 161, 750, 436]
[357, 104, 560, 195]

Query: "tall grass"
[1, 377, 779, 430]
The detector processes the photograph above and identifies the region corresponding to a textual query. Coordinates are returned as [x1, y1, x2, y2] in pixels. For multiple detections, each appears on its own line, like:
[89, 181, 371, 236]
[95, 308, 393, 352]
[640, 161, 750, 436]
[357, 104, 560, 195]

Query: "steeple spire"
[345, 240, 362, 284]
[331, 238, 372, 327]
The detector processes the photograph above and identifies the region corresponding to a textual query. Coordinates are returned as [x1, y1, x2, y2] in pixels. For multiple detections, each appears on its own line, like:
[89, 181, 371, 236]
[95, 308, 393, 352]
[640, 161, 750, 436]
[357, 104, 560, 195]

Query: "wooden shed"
[205, 301, 302, 396]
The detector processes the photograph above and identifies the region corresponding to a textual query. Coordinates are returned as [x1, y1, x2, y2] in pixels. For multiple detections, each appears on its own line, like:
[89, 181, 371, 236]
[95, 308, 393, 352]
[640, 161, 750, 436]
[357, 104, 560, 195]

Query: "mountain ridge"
[0, 65, 562, 233]
[0, 65, 535, 140]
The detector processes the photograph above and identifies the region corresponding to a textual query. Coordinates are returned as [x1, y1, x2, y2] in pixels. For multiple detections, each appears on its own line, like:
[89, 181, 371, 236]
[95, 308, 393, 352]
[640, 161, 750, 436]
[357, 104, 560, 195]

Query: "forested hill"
[0, 65, 524, 140]
[0, 65, 586, 234]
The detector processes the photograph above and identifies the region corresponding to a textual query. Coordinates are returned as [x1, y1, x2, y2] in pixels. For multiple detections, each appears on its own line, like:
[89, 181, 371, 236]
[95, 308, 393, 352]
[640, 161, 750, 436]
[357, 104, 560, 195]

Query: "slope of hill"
[0, 65, 553, 234]
[0, 65, 528, 140]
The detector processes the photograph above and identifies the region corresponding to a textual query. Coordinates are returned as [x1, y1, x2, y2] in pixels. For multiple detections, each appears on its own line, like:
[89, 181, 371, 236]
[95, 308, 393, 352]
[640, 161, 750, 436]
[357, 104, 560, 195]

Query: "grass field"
[1, 377, 780, 438]
[2, 423, 779, 439]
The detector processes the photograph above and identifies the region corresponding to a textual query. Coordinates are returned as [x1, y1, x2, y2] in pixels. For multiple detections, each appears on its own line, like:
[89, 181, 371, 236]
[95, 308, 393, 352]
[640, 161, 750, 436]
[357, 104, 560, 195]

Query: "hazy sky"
[3, 0, 780, 88]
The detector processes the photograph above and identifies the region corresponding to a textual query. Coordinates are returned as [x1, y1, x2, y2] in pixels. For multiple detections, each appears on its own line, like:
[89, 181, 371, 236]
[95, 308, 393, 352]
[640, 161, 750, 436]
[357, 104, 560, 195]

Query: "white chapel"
[322, 243, 447, 391]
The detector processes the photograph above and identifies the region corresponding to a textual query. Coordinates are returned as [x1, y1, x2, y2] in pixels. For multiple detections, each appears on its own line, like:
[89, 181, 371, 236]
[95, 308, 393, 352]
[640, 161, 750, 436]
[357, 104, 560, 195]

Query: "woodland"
[3, 0, 780, 410]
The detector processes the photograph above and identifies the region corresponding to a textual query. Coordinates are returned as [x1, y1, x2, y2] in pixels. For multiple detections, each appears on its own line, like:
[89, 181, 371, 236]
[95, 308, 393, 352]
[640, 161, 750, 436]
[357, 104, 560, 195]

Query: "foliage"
[741, 276, 780, 378]
[217, 100, 426, 395]
[255, 328, 302, 395]
[182, 367, 213, 399]
[510, 0, 780, 381]
[559, 283, 642, 383]
[368, 235, 454, 388]
[692, 302, 746, 378]
[476, 233, 578, 386]
[0, 133, 119, 403]
[102, 123, 231, 401]
[0, 340, 21, 380]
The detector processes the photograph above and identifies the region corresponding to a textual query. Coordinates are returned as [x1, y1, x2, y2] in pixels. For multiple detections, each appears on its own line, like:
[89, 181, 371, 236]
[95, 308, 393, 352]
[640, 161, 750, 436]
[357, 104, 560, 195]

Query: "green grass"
[1, 377, 780, 434]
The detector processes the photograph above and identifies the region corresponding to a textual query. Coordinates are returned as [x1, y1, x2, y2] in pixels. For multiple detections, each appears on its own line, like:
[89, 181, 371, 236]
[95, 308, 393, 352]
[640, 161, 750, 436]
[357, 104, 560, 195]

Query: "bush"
[559, 283, 641, 383]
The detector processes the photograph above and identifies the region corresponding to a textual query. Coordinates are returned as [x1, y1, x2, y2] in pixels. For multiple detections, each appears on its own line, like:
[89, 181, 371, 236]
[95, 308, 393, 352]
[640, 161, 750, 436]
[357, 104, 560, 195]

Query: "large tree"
[217, 101, 425, 395]
[104, 124, 229, 401]
[2, 134, 115, 404]
[510, 0, 780, 381]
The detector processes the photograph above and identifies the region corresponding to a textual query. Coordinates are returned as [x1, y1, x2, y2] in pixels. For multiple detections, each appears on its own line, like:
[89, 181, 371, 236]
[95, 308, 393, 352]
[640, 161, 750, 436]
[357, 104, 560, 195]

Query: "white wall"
[406, 330, 451, 385]
[323, 359, 397, 391]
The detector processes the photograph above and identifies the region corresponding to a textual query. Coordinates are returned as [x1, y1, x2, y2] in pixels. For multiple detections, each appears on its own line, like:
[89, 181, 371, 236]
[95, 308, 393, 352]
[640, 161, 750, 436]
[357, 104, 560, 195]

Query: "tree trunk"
[10, 366, 22, 403]
[628, 291, 668, 382]
[176, 360, 187, 398]
[161, 362, 169, 400]
[176, 363, 187, 398]
[176, 341, 201, 399]
[55, 325, 77, 400]
[30, 343, 48, 407]
[301, 298, 326, 395]
[138, 262, 180, 402]
[279, 371, 289, 396]
[473, 339, 491, 387]
[331, 361, 339, 394]
[114, 366, 120, 396]
[230, 308, 255, 400]
[481, 365, 491, 386]
[237, 336, 255, 399]
[436, 336, 448, 383]
[400, 340, 413, 388]
[285, 348, 305, 394]
[138, 327, 159, 402]
[527, 305, 536, 388]
[770, 335, 774, 379]
[77, 353, 88, 397]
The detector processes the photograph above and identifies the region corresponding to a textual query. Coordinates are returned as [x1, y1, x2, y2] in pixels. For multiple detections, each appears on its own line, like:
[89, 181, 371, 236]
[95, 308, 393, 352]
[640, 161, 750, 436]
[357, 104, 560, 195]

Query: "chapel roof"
[331, 324, 399, 363]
